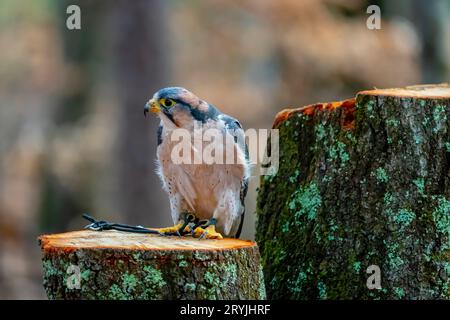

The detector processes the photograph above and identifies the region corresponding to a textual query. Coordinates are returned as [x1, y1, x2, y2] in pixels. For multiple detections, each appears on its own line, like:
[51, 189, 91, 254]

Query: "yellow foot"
[152, 221, 189, 236]
[151, 213, 196, 236]
[193, 225, 223, 240]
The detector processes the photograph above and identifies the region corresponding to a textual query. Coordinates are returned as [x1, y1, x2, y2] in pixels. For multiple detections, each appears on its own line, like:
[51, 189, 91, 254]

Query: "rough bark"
[39, 230, 266, 300]
[256, 84, 450, 299]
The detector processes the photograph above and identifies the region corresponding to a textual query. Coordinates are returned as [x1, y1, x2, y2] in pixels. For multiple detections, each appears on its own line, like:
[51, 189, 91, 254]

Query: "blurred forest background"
[0, 0, 449, 299]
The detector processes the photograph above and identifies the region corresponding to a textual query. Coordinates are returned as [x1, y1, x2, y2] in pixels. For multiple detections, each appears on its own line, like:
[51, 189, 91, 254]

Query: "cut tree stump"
[257, 84, 450, 299]
[38, 230, 266, 300]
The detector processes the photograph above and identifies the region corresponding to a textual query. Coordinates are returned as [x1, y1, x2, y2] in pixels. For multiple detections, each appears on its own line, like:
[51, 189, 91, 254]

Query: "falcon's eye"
[160, 98, 175, 108]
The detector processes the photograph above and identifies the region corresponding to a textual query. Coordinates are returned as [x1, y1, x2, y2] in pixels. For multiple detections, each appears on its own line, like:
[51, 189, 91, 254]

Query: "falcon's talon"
[154, 221, 186, 236]
[178, 213, 196, 235]
[193, 225, 223, 240]
[187, 222, 198, 237]
[155, 212, 197, 237]
[192, 219, 222, 239]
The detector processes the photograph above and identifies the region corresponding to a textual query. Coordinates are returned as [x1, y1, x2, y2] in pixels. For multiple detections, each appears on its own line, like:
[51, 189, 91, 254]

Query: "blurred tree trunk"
[39, 0, 106, 232]
[412, 0, 449, 83]
[384, 0, 449, 82]
[40, 0, 170, 232]
[111, 0, 170, 226]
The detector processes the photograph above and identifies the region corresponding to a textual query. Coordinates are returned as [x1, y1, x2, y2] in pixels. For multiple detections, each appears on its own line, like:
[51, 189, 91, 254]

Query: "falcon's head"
[144, 87, 218, 129]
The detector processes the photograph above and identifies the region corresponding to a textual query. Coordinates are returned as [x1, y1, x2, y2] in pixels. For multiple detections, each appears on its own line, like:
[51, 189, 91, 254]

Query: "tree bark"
[256, 84, 450, 299]
[39, 230, 266, 300]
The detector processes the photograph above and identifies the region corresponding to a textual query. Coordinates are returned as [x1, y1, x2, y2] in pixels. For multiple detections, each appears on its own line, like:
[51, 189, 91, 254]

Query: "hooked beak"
[144, 99, 160, 117]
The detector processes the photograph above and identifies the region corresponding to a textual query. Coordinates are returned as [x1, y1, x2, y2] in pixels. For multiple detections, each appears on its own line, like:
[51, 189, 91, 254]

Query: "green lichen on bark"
[257, 89, 450, 299]
[41, 243, 265, 300]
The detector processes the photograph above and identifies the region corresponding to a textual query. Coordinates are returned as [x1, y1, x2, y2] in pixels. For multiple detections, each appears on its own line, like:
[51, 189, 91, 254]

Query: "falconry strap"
[83, 213, 159, 234]
[82, 213, 212, 236]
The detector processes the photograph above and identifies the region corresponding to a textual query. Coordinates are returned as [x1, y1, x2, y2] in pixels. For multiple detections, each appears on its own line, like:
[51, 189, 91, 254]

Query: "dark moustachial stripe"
[157, 125, 163, 145]
[162, 108, 176, 124]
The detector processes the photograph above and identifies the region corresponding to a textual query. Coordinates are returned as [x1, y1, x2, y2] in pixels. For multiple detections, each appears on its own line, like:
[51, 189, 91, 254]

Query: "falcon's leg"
[192, 218, 223, 240]
[154, 212, 195, 236]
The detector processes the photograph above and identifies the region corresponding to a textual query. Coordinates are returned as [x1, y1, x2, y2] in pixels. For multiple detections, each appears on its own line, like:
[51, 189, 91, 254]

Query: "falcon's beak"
[144, 99, 160, 117]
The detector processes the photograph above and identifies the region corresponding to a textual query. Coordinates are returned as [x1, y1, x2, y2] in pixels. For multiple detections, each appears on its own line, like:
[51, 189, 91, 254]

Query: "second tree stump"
[257, 84, 450, 299]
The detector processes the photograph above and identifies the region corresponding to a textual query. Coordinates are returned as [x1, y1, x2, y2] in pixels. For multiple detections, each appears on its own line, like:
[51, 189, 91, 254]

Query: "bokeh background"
[0, 0, 449, 299]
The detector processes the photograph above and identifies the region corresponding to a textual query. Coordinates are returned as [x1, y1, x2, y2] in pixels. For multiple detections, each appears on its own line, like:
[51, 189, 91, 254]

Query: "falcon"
[144, 87, 250, 239]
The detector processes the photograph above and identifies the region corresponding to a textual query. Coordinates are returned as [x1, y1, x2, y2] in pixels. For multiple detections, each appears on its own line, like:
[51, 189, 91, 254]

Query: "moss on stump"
[38, 230, 266, 300]
[256, 84, 450, 299]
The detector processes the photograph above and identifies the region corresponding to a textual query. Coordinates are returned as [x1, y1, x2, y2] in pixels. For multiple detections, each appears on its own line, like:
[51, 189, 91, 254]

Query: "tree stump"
[38, 230, 266, 300]
[256, 84, 450, 299]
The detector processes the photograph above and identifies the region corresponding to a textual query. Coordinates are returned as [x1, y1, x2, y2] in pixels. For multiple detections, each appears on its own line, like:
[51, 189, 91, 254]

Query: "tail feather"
[235, 208, 245, 239]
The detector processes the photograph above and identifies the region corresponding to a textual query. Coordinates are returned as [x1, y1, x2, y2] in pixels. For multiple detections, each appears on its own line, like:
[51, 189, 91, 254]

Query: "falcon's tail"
[235, 208, 245, 239]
